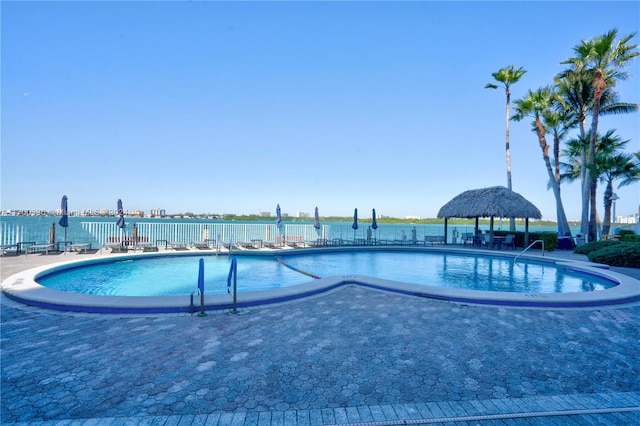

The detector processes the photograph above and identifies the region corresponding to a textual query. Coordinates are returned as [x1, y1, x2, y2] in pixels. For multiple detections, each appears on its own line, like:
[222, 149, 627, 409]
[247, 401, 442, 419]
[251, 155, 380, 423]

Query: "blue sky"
[2, 1, 639, 220]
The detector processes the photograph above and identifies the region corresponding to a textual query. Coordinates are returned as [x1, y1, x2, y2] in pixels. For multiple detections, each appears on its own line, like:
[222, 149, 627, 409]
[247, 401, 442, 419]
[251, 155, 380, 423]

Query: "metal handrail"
[227, 257, 239, 313]
[514, 239, 545, 264]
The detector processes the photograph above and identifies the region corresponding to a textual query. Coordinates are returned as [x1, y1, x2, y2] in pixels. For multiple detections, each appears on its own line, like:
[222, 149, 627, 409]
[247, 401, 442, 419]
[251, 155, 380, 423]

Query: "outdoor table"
[251, 239, 263, 249]
[493, 236, 505, 249]
[156, 239, 170, 250]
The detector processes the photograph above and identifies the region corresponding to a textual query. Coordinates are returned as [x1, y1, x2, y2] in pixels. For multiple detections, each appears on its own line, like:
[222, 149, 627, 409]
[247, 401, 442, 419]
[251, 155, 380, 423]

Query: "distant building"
[296, 211, 310, 218]
[259, 211, 271, 217]
[617, 216, 637, 224]
[131, 210, 145, 218]
[150, 209, 166, 217]
[405, 215, 422, 220]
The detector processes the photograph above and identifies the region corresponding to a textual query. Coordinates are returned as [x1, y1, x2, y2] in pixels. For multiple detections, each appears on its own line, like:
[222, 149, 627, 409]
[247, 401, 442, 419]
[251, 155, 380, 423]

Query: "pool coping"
[2, 247, 640, 313]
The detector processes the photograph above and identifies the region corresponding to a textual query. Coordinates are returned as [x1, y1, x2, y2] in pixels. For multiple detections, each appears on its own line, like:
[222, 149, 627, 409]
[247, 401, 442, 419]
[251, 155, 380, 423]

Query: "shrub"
[619, 229, 635, 237]
[621, 234, 640, 243]
[530, 232, 557, 251]
[587, 242, 640, 268]
[574, 239, 621, 255]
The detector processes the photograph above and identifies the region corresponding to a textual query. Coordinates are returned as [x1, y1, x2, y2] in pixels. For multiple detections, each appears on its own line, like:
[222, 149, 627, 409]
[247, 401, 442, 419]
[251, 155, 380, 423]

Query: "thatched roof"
[437, 186, 542, 219]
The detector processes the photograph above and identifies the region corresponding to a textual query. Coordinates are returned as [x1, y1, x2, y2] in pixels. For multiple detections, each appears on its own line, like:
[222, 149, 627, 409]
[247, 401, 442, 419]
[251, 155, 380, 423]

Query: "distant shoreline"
[0, 214, 578, 228]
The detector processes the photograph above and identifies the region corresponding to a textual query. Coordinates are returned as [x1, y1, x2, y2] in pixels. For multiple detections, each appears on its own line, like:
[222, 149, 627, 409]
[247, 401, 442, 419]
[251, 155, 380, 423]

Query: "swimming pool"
[35, 251, 616, 296]
[3, 248, 640, 312]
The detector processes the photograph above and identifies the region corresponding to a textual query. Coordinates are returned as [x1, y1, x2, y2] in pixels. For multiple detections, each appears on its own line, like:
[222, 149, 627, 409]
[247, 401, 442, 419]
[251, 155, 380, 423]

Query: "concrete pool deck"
[1, 248, 639, 425]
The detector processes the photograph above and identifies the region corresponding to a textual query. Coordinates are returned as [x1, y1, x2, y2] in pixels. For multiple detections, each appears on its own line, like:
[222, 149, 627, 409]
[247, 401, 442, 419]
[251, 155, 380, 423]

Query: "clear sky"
[2, 1, 639, 220]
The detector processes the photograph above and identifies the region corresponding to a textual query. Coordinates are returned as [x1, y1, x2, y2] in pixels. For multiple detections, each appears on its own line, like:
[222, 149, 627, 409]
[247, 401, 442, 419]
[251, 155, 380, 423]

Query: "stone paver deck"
[1, 250, 639, 425]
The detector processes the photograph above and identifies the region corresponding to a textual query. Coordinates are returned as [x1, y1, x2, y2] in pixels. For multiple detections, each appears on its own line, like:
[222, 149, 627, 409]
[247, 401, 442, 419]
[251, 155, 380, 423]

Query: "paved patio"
[1, 250, 639, 425]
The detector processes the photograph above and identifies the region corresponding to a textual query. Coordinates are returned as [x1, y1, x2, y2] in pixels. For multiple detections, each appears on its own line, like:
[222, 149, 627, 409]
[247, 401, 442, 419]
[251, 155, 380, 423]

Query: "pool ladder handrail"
[514, 240, 544, 264]
[227, 257, 239, 313]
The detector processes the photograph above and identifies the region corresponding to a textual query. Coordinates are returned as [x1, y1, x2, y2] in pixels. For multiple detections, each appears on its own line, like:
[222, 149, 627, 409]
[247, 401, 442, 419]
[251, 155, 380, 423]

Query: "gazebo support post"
[525, 218, 530, 246]
[444, 218, 448, 245]
[489, 216, 495, 249]
[475, 217, 479, 235]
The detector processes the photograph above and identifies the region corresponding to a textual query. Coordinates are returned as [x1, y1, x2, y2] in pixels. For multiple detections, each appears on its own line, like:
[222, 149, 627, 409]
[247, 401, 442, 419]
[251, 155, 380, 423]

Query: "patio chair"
[1, 244, 19, 256]
[66, 243, 91, 254]
[504, 234, 516, 250]
[27, 243, 56, 255]
[169, 241, 187, 250]
[191, 241, 211, 250]
[104, 242, 127, 253]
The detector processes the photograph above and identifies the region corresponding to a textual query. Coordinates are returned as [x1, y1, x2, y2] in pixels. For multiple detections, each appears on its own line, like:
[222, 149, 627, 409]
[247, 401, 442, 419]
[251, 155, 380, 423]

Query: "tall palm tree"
[486, 65, 527, 231]
[554, 69, 593, 235]
[560, 130, 637, 236]
[560, 29, 639, 241]
[512, 87, 571, 235]
[595, 132, 639, 235]
[600, 153, 639, 234]
[542, 108, 573, 183]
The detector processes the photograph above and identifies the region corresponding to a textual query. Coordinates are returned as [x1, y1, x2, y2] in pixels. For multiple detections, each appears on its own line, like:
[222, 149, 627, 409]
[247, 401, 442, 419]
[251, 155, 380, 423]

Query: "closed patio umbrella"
[116, 199, 126, 229]
[314, 207, 320, 229]
[276, 204, 282, 229]
[276, 204, 283, 245]
[59, 195, 69, 242]
[314, 207, 320, 238]
[371, 208, 378, 240]
[116, 199, 125, 245]
[352, 208, 358, 240]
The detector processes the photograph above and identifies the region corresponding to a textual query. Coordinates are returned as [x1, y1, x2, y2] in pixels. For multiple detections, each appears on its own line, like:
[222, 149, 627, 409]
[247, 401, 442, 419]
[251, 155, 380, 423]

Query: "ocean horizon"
[1, 215, 584, 248]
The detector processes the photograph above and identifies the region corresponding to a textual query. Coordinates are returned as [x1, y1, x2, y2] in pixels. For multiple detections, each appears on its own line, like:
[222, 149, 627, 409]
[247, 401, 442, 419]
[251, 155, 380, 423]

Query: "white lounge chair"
[1, 244, 18, 256]
[27, 243, 56, 255]
[67, 243, 91, 253]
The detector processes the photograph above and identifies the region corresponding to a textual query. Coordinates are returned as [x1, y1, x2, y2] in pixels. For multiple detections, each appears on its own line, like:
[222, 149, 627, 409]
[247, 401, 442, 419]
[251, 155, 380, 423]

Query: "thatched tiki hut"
[437, 186, 542, 248]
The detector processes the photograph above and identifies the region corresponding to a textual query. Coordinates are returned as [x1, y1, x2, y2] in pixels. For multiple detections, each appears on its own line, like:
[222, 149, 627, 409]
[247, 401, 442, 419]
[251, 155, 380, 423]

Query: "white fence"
[1, 220, 455, 247]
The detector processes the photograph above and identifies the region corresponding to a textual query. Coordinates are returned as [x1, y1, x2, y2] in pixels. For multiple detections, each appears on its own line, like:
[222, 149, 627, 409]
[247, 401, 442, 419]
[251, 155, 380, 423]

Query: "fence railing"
[1, 220, 462, 248]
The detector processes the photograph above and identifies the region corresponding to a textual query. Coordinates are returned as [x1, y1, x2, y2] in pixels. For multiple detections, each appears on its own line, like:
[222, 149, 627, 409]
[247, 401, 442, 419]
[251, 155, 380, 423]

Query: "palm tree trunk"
[505, 89, 516, 231]
[578, 115, 589, 237]
[602, 182, 613, 236]
[535, 119, 571, 234]
[554, 134, 560, 181]
[587, 70, 606, 241]
[590, 180, 599, 240]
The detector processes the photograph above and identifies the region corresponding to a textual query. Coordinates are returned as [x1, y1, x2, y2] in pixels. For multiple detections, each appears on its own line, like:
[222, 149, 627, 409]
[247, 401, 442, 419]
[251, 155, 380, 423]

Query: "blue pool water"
[36, 252, 616, 297]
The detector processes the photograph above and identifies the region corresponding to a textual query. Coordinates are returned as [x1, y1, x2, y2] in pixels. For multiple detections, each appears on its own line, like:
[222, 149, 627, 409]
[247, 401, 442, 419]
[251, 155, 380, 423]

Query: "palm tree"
[554, 69, 593, 235]
[595, 135, 639, 235]
[555, 75, 638, 236]
[512, 87, 571, 235]
[561, 130, 638, 235]
[542, 108, 573, 183]
[486, 65, 527, 231]
[560, 30, 639, 241]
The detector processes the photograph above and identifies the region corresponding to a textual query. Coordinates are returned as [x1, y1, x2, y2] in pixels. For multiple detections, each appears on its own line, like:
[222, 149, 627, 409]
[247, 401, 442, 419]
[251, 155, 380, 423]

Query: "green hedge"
[574, 240, 621, 255]
[491, 231, 557, 250]
[587, 242, 640, 268]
